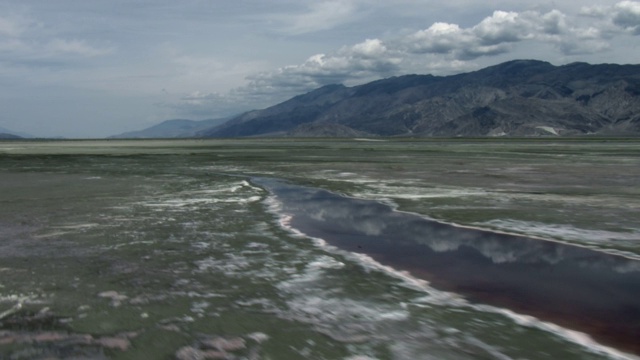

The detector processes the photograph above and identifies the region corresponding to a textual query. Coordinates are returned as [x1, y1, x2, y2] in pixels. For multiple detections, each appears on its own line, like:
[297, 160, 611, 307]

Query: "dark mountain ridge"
[201, 60, 640, 138]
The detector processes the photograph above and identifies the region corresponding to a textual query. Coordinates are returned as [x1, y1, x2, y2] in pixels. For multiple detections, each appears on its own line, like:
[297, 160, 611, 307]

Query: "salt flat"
[0, 138, 638, 359]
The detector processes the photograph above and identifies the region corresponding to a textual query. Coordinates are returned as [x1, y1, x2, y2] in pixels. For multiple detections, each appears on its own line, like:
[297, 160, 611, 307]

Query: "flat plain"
[0, 138, 639, 360]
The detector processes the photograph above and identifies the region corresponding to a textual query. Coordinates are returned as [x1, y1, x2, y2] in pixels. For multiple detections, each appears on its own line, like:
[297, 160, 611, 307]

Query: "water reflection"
[254, 177, 640, 354]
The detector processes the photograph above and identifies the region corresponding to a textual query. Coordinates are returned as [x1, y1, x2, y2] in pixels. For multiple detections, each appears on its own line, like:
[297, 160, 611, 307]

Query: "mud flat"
[0, 138, 639, 359]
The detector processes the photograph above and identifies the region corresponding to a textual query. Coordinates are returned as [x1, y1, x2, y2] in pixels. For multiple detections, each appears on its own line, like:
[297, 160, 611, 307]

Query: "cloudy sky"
[1, 0, 639, 137]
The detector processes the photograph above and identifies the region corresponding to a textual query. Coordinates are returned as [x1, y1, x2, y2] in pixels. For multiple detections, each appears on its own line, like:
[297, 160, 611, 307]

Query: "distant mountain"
[0, 126, 32, 138]
[0, 133, 22, 139]
[200, 60, 640, 138]
[111, 118, 230, 138]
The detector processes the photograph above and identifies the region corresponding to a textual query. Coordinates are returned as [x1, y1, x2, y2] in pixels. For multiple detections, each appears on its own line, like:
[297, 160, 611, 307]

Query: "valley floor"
[0, 138, 638, 359]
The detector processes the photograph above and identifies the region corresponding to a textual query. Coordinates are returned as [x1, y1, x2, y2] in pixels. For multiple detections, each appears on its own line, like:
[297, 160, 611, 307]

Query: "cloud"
[240, 4, 625, 99]
[403, 8, 609, 59]
[405, 21, 514, 60]
[0, 9, 114, 70]
[240, 38, 402, 98]
[274, 0, 360, 34]
[0, 12, 35, 57]
[166, 2, 640, 118]
[45, 39, 114, 57]
[582, 1, 640, 34]
[613, 0, 640, 33]
[0, 14, 31, 38]
[405, 22, 468, 54]
[473, 11, 533, 44]
[11, 0, 635, 134]
[162, 38, 403, 116]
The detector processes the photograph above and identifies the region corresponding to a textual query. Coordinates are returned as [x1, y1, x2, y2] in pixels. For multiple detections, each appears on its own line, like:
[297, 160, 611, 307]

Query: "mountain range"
[110, 118, 229, 138]
[117, 60, 640, 138]
[0, 126, 32, 139]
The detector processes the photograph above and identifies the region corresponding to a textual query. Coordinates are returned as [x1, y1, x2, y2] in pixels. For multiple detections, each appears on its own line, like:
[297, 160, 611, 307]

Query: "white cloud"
[238, 38, 402, 100]
[582, 1, 640, 34]
[350, 38, 388, 57]
[580, 5, 609, 18]
[169, 1, 640, 116]
[473, 11, 532, 44]
[162, 38, 404, 115]
[555, 26, 611, 55]
[403, 8, 610, 59]
[405, 22, 470, 55]
[540, 9, 567, 35]
[404, 12, 542, 60]
[613, 0, 640, 33]
[3, 0, 640, 137]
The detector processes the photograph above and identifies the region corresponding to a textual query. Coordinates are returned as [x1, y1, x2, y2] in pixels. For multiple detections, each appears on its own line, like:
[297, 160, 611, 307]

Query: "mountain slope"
[0, 133, 22, 139]
[201, 84, 353, 137]
[0, 126, 32, 138]
[201, 60, 640, 137]
[111, 118, 229, 138]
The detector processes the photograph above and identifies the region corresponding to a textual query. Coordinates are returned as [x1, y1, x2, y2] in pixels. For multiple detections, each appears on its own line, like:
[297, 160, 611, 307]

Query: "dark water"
[253, 177, 640, 355]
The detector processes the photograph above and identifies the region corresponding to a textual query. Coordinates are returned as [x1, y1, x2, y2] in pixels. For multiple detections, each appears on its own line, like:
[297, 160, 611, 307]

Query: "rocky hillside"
[200, 60, 640, 137]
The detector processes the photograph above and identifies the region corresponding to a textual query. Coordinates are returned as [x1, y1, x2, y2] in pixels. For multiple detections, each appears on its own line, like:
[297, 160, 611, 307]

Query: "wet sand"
[255, 177, 640, 355]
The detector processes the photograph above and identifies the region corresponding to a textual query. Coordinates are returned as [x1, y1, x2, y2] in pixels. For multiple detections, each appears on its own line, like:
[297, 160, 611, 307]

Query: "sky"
[1, 0, 640, 138]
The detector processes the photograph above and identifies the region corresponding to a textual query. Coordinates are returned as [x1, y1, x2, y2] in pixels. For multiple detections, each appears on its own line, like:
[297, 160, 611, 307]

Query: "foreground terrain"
[0, 138, 638, 359]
